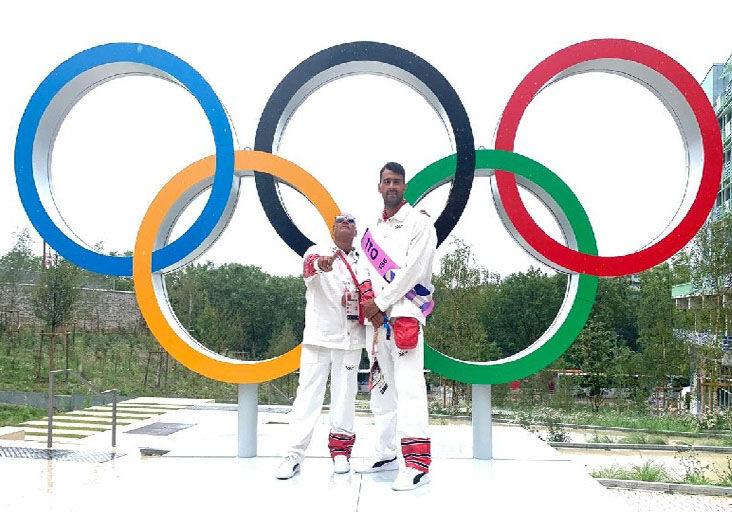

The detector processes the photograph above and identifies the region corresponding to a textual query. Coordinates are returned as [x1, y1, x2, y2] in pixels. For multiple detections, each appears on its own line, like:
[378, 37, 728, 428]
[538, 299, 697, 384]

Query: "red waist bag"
[392, 317, 420, 350]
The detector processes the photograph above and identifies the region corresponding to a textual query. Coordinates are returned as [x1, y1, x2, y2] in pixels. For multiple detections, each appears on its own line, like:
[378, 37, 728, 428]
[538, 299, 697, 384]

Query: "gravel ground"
[609, 488, 732, 512]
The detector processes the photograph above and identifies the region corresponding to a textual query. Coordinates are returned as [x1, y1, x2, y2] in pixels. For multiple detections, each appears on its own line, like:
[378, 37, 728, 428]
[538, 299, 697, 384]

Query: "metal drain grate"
[0, 446, 121, 462]
[189, 404, 237, 411]
[125, 422, 194, 436]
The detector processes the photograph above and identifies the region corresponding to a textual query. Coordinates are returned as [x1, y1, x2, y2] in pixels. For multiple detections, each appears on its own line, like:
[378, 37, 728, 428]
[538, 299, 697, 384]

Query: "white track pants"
[283, 344, 362, 460]
[365, 323, 429, 459]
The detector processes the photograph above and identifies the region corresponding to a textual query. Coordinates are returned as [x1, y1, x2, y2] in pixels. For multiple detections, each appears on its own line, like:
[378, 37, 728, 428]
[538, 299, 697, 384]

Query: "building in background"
[701, 58, 732, 220]
[672, 55, 732, 416]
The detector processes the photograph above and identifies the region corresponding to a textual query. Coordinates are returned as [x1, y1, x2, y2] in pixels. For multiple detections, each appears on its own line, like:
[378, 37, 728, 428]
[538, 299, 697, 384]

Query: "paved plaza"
[0, 398, 728, 511]
[610, 489, 731, 512]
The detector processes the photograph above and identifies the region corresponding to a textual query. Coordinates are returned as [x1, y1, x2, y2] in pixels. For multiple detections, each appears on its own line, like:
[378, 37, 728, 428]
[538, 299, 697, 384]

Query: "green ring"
[405, 149, 598, 384]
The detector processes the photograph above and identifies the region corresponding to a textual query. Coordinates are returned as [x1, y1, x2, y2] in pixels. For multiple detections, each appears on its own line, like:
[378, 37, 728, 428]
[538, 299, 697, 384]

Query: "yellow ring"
[133, 150, 340, 383]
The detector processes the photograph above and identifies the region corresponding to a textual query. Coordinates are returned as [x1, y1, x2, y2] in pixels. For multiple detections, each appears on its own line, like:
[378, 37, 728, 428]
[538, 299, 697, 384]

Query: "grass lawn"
[496, 403, 715, 434]
[0, 404, 46, 427]
[0, 330, 301, 404]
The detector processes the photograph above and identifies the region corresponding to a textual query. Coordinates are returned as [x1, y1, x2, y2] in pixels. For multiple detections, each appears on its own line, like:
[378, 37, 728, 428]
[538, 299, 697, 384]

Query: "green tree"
[564, 319, 627, 411]
[0, 228, 41, 322]
[670, 250, 691, 286]
[684, 215, 732, 396]
[0, 228, 39, 284]
[590, 276, 638, 350]
[31, 259, 82, 332]
[166, 262, 305, 359]
[266, 322, 299, 359]
[482, 268, 565, 357]
[637, 264, 689, 389]
[426, 239, 501, 363]
[166, 262, 211, 332]
[689, 215, 732, 341]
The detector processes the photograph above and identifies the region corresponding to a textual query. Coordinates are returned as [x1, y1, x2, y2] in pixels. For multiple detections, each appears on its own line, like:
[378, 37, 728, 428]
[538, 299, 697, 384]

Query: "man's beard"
[384, 193, 402, 209]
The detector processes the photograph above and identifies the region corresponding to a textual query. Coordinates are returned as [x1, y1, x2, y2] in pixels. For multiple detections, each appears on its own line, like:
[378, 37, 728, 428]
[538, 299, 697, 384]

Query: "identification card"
[368, 358, 384, 392]
[344, 290, 359, 320]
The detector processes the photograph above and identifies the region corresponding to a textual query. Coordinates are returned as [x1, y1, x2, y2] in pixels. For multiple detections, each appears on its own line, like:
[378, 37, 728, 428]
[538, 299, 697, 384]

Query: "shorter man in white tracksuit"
[358, 162, 437, 491]
[275, 213, 371, 479]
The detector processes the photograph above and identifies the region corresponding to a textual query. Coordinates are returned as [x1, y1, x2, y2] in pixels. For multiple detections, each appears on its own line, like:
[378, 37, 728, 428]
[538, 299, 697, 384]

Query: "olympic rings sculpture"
[14, 40, 721, 385]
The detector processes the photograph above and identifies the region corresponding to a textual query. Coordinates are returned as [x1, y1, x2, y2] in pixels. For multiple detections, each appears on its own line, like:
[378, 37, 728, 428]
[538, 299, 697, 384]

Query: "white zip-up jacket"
[301, 243, 368, 350]
[368, 203, 437, 325]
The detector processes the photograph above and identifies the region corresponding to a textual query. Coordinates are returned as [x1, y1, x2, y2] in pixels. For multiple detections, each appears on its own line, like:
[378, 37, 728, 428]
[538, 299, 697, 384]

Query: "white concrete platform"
[22, 421, 108, 431]
[122, 397, 214, 406]
[60, 410, 152, 419]
[49, 416, 136, 425]
[85, 406, 161, 415]
[0, 405, 631, 511]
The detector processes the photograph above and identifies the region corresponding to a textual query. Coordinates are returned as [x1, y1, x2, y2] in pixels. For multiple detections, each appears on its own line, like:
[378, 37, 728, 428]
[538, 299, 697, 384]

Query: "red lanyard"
[336, 249, 360, 288]
[337, 249, 381, 362]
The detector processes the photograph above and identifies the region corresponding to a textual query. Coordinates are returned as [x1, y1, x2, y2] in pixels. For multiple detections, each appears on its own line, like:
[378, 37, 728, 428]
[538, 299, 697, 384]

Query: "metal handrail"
[269, 381, 294, 402]
[47, 368, 118, 449]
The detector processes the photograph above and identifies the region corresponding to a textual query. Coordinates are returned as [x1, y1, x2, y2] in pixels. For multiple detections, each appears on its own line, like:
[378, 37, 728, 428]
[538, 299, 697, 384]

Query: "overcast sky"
[2, 1, 731, 279]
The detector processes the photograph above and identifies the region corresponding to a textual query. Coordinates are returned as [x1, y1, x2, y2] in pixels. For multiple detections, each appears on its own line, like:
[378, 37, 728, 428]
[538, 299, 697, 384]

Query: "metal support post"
[472, 384, 493, 460]
[238, 384, 258, 458]
[47, 371, 54, 449]
[111, 389, 118, 448]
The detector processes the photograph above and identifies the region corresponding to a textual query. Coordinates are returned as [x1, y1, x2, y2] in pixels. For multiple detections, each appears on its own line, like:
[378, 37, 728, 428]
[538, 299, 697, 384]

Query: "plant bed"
[596, 478, 732, 496]
[591, 455, 732, 490]
[0, 404, 45, 427]
[551, 441, 732, 454]
[493, 409, 732, 438]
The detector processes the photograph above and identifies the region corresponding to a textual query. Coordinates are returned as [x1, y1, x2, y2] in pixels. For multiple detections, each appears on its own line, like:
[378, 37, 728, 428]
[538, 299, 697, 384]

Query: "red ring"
[494, 39, 722, 277]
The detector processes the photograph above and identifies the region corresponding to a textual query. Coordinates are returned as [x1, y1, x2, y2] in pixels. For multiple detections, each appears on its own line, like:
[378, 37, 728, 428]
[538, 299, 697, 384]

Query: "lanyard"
[341, 246, 390, 392]
[368, 317, 390, 392]
[336, 249, 360, 289]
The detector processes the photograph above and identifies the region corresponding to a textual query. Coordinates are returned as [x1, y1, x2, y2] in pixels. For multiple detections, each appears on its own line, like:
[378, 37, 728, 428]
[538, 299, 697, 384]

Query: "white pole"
[472, 384, 492, 460]
[238, 384, 258, 458]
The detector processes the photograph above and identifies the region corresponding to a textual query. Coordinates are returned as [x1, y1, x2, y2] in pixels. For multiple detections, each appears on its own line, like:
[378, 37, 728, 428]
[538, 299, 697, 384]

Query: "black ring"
[254, 41, 475, 256]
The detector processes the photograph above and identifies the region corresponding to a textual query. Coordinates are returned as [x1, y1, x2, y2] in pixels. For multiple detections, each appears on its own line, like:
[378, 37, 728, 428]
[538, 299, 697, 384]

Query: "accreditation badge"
[368, 358, 385, 393]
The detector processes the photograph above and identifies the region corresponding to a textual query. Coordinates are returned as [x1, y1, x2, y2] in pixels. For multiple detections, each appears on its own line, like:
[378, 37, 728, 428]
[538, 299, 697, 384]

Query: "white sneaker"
[333, 455, 350, 474]
[275, 454, 301, 480]
[391, 467, 430, 491]
[354, 456, 398, 473]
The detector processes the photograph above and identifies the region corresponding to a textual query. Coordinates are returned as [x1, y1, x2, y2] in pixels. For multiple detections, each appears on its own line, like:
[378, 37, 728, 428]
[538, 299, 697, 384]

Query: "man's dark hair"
[380, 162, 406, 181]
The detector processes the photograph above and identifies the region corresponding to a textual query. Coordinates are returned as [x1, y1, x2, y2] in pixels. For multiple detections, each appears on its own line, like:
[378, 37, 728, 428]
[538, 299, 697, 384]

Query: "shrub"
[632, 460, 671, 482]
[588, 431, 613, 444]
[696, 411, 732, 431]
[530, 407, 569, 442]
[592, 461, 670, 482]
[676, 451, 711, 485]
[715, 458, 732, 487]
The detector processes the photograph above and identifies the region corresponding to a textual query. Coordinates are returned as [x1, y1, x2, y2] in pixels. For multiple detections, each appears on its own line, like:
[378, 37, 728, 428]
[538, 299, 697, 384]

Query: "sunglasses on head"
[335, 215, 356, 224]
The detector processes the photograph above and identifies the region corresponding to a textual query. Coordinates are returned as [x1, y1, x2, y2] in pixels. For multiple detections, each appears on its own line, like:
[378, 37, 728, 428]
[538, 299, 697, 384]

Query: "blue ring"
[14, 43, 234, 276]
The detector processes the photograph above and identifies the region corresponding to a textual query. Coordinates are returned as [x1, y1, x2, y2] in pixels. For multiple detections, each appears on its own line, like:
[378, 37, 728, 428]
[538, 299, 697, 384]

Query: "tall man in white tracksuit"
[275, 213, 370, 479]
[358, 162, 437, 491]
